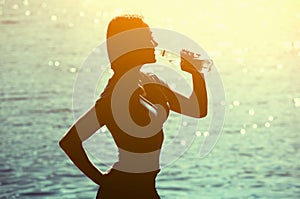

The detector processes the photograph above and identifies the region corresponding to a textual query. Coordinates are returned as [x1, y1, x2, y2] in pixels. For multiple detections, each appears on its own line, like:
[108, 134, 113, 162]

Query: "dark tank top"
[95, 72, 170, 173]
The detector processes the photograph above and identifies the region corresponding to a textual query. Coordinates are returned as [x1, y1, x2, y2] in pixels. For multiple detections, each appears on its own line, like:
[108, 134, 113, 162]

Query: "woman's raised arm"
[160, 50, 208, 118]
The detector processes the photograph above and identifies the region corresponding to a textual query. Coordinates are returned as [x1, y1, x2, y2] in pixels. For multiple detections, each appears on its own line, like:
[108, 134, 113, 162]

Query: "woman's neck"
[113, 65, 143, 79]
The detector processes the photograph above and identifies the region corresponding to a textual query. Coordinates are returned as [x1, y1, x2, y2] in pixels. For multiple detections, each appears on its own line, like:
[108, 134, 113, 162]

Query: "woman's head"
[107, 15, 148, 39]
[106, 15, 158, 74]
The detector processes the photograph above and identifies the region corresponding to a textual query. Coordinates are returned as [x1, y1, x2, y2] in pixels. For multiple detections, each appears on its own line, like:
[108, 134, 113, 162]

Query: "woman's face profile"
[118, 28, 158, 68]
[135, 29, 158, 65]
[107, 19, 159, 72]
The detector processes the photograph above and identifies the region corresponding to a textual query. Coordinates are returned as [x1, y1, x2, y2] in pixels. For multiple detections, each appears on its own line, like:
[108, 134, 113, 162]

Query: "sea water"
[1, 0, 300, 198]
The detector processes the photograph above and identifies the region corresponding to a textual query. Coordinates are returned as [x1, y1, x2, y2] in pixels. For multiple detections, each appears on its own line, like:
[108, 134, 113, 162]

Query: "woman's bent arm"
[59, 105, 104, 185]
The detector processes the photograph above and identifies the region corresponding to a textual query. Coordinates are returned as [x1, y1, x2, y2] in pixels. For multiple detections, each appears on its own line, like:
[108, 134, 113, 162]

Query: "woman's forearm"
[59, 126, 104, 185]
[191, 72, 208, 117]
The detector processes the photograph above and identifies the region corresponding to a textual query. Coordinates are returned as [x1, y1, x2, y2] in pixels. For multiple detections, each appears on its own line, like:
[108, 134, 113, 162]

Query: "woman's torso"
[95, 72, 170, 172]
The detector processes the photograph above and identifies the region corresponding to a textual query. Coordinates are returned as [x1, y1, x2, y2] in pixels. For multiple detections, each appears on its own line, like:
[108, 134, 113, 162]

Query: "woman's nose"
[151, 38, 158, 47]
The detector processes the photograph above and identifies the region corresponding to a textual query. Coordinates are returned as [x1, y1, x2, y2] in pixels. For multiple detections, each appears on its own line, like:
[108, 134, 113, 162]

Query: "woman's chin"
[147, 56, 157, 64]
[151, 58, 157, 63]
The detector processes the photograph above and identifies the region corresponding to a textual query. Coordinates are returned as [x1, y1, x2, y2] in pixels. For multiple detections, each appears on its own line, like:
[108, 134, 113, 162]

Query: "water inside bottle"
[155, 49, 212, 73]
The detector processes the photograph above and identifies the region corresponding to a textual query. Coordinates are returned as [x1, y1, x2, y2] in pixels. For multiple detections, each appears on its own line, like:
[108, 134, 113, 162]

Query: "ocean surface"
[1, 0, 300, 198]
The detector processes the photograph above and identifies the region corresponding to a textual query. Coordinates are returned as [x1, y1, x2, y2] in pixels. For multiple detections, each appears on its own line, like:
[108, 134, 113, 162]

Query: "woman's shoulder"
[140, 72, 169, 87]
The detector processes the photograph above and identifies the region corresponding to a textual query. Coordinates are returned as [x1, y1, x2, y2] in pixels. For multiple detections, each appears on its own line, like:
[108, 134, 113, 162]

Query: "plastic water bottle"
[155, 49, 213, 73]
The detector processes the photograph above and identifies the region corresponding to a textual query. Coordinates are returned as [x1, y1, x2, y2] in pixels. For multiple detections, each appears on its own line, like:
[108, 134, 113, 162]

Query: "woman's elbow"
[59, 127, 82, 151]
[190, 109, 207, 118]
[59, 133, 74, 151]
[198, 106, 208, 118]
[59, 137, 68, 151]
[199, 110, 207, 118]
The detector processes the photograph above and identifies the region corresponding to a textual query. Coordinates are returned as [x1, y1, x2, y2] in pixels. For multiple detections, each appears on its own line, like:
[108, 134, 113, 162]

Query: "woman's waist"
[108, 168, 160, 178]
[113, 148, 161, 173]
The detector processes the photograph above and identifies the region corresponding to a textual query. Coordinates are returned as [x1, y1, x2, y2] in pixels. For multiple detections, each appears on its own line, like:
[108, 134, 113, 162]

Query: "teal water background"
[1, 0, 300, 198]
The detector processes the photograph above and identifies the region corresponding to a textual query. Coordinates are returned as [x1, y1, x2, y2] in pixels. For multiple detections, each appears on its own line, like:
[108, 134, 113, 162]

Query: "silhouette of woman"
[59, 15, 208, 199]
